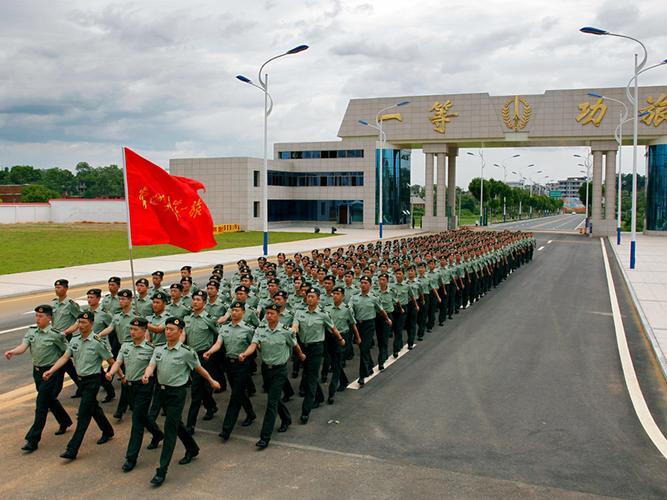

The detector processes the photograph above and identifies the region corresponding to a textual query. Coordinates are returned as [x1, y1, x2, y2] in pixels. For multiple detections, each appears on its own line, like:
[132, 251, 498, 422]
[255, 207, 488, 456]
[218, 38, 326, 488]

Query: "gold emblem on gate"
[502, 96, 532, 131]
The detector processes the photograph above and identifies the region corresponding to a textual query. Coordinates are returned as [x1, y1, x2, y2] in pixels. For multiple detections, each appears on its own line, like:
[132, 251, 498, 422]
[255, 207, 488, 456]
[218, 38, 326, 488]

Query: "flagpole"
[121, 147, 137, 303]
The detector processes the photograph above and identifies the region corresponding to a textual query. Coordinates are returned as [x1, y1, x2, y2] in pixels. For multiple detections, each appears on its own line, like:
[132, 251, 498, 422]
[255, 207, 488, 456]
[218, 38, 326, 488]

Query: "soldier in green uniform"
[43, 311, 115, 460]
[166, 283, 190, 319]
[416, 263, 431, 340]
[134, 278, 154, 318]
[405, 265, 421, 349]
[184, 290, 220, 433]
[142, 317, 220, 487]
[349, 276, 391, 385]
[291, 287, 345, 424]
[375, 273, 396, 370]
[148, 271, 168, 303]
[239, 304, 305, 448]
[83, 288, 115, 403]
[204, 301, 257, 440]
[4, 305, 72, 452]
[146, 290, 170, 421]
[325, 287, 360, 403]
[50, 279, 81, 397]
[106, 317, 164, 472]
[425, 259, 443, 332]
[101, 277, 122, 315]
[391, 268, 411, 357]
[180, 277, 194, 308]
[205, 280, 228, 321]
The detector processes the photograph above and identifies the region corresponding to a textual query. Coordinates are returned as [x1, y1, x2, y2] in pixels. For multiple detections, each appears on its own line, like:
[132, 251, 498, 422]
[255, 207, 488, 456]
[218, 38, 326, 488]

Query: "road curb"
[606, 237, 667, 382]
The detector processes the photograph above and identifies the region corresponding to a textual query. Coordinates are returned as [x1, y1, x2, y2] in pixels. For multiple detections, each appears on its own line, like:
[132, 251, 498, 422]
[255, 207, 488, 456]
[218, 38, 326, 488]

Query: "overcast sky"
[1, 0, 665, 188]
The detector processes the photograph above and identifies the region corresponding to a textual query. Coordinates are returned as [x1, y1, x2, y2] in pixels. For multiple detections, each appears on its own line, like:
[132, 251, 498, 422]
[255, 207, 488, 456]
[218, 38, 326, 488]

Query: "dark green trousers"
[260, 363, 290, 441]
[158, 385, 198, 475]
[357, 319, 375, 379]
[392, 308, 407, 355]
[66, 375, 113, 455]
[222, 358, 255, 436]
[300, 342, 324, 416]
[125, 380, 163, 463]
[375, 314, 391, 366]
[25, 366, 71, 444]
[325, 335, 348, 398]
[186, 351, 217, 430]
[405, 302, 418, 347]
[417, 297, 428, 339]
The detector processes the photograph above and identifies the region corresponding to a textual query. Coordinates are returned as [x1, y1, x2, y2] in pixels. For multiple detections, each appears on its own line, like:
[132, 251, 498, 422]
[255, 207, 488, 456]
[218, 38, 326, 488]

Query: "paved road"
[487, 213, 586, 232]
[1, 233, 666, 497]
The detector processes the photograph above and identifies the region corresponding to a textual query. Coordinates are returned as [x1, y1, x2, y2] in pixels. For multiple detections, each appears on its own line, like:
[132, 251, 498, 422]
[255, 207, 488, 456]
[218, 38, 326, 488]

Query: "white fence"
[0, 199, 126, 224]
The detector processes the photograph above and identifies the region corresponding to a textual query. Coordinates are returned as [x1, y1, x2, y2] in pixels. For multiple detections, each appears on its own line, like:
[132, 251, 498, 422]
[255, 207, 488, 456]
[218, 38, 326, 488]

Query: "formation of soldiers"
[4, 228, 535, 487]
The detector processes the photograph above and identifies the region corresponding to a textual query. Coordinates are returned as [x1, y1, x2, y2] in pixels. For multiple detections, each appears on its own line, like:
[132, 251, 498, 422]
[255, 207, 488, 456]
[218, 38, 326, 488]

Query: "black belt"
[262, 362, 286, 370]
[227, 357, 242, 363]
[304, 341, 324, 346]
[33, 365, 54, 372]
[126, 379, 148, 386]
[159, 383, 187, 390]
[78, 374, 99, 381]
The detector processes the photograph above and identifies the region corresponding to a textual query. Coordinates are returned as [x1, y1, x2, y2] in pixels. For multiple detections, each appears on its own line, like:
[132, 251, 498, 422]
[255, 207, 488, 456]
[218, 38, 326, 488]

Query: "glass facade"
[268, 199, 363, 224]
[268, 170, 363, 187]
[375, 149, 411, 225]
[646, 144, 667, 231]
[278, 149, 364, 160]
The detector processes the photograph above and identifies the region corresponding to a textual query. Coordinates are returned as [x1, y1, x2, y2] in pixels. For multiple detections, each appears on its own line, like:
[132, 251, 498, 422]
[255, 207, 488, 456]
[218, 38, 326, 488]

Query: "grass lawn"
[2, 224, 332, 275]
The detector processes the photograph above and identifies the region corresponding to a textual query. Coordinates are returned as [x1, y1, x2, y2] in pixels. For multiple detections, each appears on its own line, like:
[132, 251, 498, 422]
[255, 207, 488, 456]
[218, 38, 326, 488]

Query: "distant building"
[547, 176, 586, 200]
[0, 184, 25, 203]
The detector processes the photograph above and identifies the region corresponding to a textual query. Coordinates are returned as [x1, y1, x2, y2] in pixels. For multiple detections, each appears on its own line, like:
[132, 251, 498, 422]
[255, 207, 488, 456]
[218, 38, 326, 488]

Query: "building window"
[253, 201, 259, 218]
[267, 170, 364, 187]
[277, 149, 364, 160]
[253, 170, 260, 187]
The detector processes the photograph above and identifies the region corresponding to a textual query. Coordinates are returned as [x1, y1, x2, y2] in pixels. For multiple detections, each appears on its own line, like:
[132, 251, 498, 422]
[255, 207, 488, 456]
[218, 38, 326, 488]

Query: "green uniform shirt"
[320, 293, 335, 310]
[426, 270, 442, 290]
[218, 320, 254, 358]
[252, 323, 296, 366]
[181, 294, 193, 309]
[21, 325, 68, 367]
[111, 310, 134, 344]
[134, 295, 154, 318]
[348, 293, 384, 322]
[277, 308, 294, 328]
[84, 306, 112, 335]
[166, 300, 190, 319]
[407, 278, 422, 301]
[50, 297, 80, 332]
[150, 342, 200, 387]
[293, 307, 334, 344]
[376, 288, 396, 313]
[101, 293, 121, 315]
[343, 285, 359, 303]
[205, 297, 228, 321]
[325, 302, 356, 334]
[438, 265, 453, 285]
[392, 281, 411, 306]
[67, 334, 111, 377]
[117, 340, 154, 381]
[147, 311, 168, 345]
[184, 311, 218, 352]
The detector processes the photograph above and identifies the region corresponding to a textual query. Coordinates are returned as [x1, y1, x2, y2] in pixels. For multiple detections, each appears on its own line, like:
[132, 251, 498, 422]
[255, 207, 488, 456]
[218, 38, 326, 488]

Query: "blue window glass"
[275, 149, 363, 160]
[375, 149, 411, 225]
[268, 200, 364, 223]
[647, 144, 667, 231]
[267, 170, 364, 187]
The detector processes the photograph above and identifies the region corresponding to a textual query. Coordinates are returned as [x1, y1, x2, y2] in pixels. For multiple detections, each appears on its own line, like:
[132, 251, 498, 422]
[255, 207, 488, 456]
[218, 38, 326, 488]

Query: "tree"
[8, 165, 42, 184]
[42, 168, 76, 196]
[410, 184, 425, 199]
[21, 184, 60, 202]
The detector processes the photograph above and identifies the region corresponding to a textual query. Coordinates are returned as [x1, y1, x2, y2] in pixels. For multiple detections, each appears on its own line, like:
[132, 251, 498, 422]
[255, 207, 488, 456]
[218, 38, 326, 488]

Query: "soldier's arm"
[193, 364, 220, 390]
[42, 351, 71, 379]
[4, 342, 29, 360]
[294, 342, 306, 361]
[238, 342, 258, 362]
[142, 362, 156, 384]
[63, 320, 79, 336]
[203, 337, 223, 360]
[107, 358, 123, 378]
[98, 323, 114, 339]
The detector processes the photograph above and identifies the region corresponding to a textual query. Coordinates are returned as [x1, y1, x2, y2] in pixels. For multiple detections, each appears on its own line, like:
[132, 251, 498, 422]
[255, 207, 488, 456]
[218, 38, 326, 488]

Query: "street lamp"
[359, 100, 410, 239]
[493, 154, 521, 183]
[581, 27, 647, 267]
[236, 44, 309, 256]
[467, 150, 486, 226]
[575, 153, 592, 233]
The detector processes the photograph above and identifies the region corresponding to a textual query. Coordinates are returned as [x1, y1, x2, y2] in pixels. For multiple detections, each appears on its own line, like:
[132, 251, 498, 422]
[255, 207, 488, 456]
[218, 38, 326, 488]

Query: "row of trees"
[577, 174, 647, 231]
[0, 163, 124, 202]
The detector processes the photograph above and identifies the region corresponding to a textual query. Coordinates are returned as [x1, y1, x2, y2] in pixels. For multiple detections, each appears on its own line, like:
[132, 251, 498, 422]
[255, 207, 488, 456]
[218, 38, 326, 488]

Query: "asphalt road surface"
[1, 232, 666, 498]
[487, 213, 586, 232]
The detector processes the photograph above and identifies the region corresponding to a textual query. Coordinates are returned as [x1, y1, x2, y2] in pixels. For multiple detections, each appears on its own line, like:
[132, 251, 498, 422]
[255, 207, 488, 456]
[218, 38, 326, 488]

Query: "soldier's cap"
[306, 287, 320, 296]
[267, 278, 280, 285]
[170, 283, 184, 291]
[209, 273, 222, 281]
[151, 271, 164, 278]
[54, 279, 69, 287]
[152, 291, 168, 301]
[87, 288, 102, 297]
[359, 276, 372, 283]
[265, 270, 277, 277]
[323, 275, 335, 282]
[277, 252, 286, 257]
[258, 256, 267, 262]
[130, 317, 149, 328]
[332, 286, 345, 294]
[206, 280, 220, 289]
[136, 278, 149, 286]
[379, 273, 389, 279]
[35, 304, 53, 315]
[78, 311, 94, 321]
[237, 259, 247, 265]
[108, 276, 121, 285]
[180, 266, 192, 272]
[192, 290, 207, 299]
[274, 290, 288, 299]
[118, 289, 133, 298]
[230, 300, 245, 310]
[240, 273, 252, 281]
[265, 303, 280, 312]
[165, 317, 184, 328]
[235, 285, 250, 294]
[180, 276, 193, 284]
[344, 270, 354, 276]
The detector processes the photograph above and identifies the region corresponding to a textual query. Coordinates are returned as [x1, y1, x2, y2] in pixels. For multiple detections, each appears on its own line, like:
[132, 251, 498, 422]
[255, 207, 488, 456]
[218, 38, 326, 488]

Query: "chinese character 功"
[429, 100, 459, 134]
[640, 94, 667, 127]
[576, 98, 608, 127]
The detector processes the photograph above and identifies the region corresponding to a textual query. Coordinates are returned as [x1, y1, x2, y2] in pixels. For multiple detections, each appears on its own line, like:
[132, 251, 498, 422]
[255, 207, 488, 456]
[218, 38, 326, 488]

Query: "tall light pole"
[467, 150, 486, 225]
[359, 101, 410, 239]
[581, 28, 647, 267]
[493, 153, 521, 183]
[575, 153, 591, 233]
[236, 44, 308, 256]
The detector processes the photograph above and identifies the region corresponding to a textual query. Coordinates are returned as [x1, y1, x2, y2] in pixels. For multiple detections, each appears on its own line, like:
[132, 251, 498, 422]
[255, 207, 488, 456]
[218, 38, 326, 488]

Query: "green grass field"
[3, 224, 332, 275]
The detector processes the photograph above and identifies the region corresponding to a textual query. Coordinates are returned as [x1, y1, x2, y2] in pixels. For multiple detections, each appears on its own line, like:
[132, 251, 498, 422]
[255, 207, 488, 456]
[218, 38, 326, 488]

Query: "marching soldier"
[134, 278, 154, 318]
[83, 288, 115, 403]
[43, 311, 115, 460]
[4, 305, 72, 452]
[391, 268, 411, 357]
[50, 279, 81, 397]
[101, 277, 122, 314]
[325, 287, 360, 403]
[142, 317, 220, 487]
[239, 304, 305, 448]
[106, 317, 164, 472]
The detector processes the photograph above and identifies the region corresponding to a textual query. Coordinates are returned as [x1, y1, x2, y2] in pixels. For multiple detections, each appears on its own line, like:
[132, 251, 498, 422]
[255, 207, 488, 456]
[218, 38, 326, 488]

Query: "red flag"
[124, 147, 216, 252]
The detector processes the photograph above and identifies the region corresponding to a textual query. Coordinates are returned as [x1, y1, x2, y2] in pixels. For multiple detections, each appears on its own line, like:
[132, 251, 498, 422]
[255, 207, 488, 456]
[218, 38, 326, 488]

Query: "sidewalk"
[0, 227, 425, 299]
[609, 234, 667, 377]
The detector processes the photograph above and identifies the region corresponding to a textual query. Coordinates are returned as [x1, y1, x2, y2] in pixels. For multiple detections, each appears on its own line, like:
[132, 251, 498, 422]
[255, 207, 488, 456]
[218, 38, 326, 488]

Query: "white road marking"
[347, 343, 413, 390]
[600, 239, 667, 459]
[547, 240, 553, 244]
[537, 246, 545, 251]
[0, 325, 32, 336]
